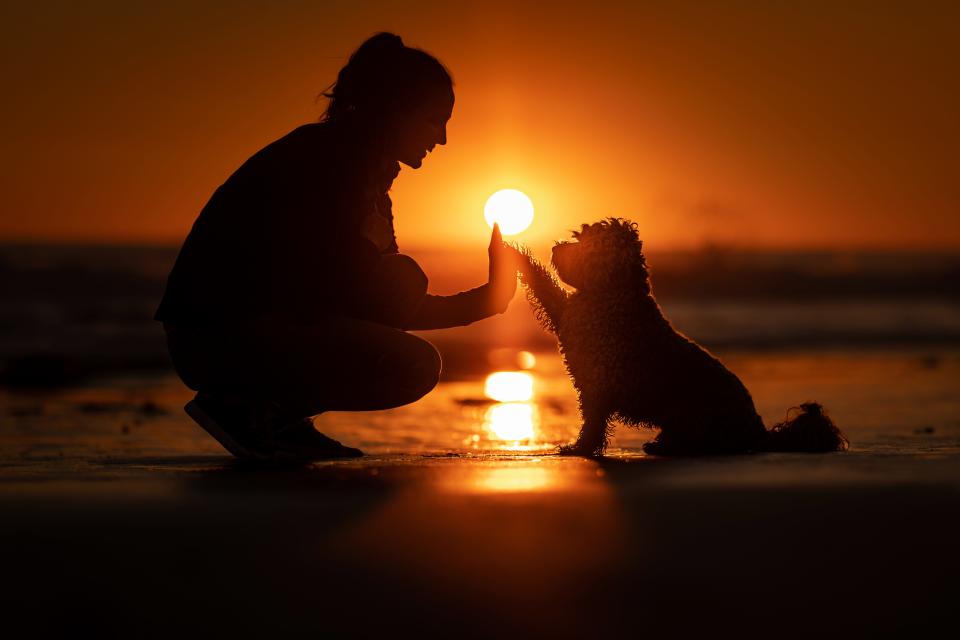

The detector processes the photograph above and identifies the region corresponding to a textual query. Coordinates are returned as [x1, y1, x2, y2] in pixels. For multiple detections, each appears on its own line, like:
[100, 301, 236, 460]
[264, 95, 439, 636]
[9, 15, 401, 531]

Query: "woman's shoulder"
[277, 121, 336, 148]
[239, 121, 370, 183]
[246, 122, 334, 168]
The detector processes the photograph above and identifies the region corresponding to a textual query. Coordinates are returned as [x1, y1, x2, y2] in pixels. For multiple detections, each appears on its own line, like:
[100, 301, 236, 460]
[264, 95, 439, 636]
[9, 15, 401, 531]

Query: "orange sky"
[1, 1, 958, 250]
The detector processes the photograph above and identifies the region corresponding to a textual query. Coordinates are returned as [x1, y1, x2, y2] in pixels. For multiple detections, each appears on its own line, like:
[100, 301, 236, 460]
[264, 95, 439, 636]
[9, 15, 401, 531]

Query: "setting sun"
[484, 189, 534, 236]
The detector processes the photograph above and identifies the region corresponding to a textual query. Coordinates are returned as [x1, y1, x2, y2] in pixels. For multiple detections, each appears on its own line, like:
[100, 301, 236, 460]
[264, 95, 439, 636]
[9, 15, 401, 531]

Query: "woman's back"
[155, 120, 398, 326]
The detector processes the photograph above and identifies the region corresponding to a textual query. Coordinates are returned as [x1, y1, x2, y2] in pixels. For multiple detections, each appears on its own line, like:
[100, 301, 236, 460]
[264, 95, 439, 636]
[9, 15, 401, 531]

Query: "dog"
[510, 218, 848, 456]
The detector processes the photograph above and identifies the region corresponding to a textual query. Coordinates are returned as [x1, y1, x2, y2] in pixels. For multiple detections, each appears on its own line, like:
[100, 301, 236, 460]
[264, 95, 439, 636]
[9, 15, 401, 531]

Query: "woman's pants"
[164, 316, 441, 420]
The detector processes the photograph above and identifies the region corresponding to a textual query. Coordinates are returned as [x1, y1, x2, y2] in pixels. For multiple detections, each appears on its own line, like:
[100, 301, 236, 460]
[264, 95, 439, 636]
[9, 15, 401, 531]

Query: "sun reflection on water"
[485, 402, 537, 443]
[479, 371, 543, 450]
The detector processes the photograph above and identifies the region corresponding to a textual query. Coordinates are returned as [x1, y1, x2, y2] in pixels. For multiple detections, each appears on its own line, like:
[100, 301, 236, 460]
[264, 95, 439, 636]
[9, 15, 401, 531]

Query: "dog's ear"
[571, 224, 591, 240]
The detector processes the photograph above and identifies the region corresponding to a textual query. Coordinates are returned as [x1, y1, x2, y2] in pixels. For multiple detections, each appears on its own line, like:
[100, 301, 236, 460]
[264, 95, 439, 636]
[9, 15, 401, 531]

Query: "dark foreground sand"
[2, 449, 958, 638]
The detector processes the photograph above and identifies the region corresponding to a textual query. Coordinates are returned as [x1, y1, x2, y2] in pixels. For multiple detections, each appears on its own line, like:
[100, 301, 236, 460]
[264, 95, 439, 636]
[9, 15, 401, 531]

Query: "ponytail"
[321, 32, 453, 122]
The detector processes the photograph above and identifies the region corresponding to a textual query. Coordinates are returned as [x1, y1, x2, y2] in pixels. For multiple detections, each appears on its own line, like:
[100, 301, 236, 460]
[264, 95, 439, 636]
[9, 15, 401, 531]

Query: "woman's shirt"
[154, 121, 494, 330]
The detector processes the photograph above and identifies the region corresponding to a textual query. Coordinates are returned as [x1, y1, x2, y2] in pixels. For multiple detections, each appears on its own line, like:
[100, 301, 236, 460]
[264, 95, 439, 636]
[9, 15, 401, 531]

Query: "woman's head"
[322, 33, 454, 169]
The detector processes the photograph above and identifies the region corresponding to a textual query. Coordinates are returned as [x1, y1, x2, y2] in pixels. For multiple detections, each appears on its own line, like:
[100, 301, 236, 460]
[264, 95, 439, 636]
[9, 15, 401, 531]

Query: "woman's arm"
[403, 285, 500, 330]
[402, 224, 518, 331]
[343, 252, 499, 330]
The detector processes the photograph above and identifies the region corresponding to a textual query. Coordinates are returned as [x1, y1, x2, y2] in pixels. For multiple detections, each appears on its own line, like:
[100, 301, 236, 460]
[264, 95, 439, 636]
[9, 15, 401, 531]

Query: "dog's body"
[514, 218, 847, 456]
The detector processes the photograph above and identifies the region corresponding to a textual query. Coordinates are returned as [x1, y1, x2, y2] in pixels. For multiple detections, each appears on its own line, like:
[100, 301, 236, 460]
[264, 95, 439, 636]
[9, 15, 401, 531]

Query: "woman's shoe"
[273, 419, 364, 459]
[186, 392, 363, 462]
[184, 392, 279, 461]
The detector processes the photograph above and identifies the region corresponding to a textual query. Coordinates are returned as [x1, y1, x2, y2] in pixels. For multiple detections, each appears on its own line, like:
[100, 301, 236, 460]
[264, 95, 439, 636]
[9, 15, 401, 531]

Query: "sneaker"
[274, 419, 364, 459]
[184, 392, 279, 461]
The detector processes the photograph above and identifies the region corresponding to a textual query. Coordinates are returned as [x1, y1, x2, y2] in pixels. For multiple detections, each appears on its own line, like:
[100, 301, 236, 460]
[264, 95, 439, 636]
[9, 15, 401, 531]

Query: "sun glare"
[484, 189, 534, 235]
[484, 402, 536, 442]
[517, 351, 536, 370]
[484, 371, 534, 402]
[477, 371, 542, 449]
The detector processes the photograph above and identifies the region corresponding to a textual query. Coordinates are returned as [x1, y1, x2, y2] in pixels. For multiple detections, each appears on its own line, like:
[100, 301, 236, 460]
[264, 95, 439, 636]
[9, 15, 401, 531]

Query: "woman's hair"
[321, 32, 453, 123]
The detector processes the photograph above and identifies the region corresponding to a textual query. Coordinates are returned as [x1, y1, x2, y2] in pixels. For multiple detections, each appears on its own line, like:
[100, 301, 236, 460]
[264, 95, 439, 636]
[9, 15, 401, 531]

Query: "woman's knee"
[376, 254, 429, 327]
[384, 253, 427, 285]
[399, 336, 441, 402]
[382, 254, 428, 301]
[243, 317, 442, 412]
[165, 330, 212, 392]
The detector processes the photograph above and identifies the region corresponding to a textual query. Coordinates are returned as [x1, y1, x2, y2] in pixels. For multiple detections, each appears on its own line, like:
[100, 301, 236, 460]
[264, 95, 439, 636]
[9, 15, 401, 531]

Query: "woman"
[155, 33, 518, 461]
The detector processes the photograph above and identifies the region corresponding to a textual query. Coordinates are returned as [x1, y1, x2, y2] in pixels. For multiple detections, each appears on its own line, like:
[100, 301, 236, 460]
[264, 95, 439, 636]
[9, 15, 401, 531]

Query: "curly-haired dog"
[512, 218, 848, 457]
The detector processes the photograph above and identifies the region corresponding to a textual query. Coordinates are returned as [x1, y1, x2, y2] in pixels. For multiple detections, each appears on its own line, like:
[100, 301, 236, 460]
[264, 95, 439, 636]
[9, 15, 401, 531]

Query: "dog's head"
[551, 218, 650, 292]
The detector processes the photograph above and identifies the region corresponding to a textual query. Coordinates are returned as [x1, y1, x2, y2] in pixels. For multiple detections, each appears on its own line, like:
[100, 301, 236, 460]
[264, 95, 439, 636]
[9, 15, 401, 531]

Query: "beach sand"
[2, 348, 959, 637]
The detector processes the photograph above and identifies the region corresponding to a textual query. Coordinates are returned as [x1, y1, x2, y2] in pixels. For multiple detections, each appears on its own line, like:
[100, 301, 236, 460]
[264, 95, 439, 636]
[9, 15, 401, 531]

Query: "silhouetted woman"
[155, 33, 517, 460]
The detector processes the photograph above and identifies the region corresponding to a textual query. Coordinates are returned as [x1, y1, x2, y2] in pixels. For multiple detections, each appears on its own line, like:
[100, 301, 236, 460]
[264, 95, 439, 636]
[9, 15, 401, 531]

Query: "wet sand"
[3, 452, 958, 637]
[2, 349, 959, 637]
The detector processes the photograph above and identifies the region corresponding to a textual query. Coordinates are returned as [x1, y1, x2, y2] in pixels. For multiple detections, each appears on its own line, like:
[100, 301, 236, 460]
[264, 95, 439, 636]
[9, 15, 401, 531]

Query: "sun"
[484, 189, 534, 235]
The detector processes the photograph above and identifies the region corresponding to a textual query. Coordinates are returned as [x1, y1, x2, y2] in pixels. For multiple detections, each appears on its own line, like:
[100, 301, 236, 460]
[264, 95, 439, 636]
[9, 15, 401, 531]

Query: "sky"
[1, 0, 958, 250]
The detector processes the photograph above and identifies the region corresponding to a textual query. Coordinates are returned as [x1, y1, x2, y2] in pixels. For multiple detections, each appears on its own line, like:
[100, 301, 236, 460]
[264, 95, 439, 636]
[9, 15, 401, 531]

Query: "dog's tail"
[759, 402, 849, 452]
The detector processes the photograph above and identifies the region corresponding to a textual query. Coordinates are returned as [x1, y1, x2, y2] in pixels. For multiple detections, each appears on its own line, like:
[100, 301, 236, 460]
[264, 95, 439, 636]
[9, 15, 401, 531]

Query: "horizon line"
[2, 238, 959, 256]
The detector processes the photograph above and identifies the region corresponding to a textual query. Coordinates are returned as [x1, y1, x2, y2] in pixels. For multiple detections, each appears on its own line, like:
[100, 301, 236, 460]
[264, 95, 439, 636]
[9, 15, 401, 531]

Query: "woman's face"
[387, 86, 454, 169]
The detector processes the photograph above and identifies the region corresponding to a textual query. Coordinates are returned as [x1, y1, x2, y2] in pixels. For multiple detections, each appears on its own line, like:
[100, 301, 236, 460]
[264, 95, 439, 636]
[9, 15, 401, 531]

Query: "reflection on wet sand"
[479, 370, 552, 451]
[485, 402, 536, 443]
[432, 458, 612, 495]
[470, 464, 552, 492]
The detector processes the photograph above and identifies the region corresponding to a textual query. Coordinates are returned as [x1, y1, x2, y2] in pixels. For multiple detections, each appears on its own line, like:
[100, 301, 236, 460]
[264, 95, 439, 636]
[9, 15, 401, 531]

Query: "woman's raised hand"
[487, 222, 519, 313]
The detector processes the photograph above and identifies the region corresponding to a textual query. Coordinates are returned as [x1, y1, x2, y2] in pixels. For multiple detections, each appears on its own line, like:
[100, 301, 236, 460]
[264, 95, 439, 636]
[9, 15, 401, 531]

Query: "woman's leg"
[255, 316, 441, 418]
[166, 316, 441, 421]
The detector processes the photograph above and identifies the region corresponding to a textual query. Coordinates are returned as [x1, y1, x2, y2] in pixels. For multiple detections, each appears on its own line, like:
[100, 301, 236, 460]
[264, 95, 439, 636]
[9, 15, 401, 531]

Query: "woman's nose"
[436, 124, 447, 146]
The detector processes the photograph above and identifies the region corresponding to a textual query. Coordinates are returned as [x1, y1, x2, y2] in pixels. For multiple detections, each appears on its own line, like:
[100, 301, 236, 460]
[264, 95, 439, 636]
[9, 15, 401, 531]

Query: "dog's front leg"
[559, 394, 613, 457]
[510, 246, 569, 335]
